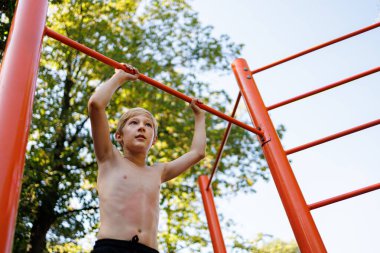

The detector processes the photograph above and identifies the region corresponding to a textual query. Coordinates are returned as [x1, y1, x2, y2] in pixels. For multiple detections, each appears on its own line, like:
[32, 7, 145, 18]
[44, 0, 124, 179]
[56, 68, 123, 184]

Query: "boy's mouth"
[135, 135, 146, 139]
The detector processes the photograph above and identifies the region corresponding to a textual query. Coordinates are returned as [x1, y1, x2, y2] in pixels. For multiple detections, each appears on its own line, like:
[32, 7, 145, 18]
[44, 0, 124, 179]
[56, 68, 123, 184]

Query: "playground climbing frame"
[1, 0, 379, 252]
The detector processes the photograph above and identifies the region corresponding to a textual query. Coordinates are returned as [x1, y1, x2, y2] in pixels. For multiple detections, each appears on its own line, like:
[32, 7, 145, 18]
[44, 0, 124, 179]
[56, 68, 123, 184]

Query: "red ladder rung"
[251, 22, 380, 74]
[286, 119, 380, 155]
[267, 66, 380, 111]
[309, 182, 380, 210]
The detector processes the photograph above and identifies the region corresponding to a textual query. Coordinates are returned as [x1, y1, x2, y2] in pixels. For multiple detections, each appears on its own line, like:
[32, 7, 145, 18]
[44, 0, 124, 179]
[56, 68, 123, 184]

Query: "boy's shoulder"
[151, 162, 165, 170]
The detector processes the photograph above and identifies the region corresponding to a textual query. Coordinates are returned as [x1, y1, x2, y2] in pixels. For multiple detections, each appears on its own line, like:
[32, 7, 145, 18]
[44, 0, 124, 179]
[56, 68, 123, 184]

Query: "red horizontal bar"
[309, 182, 380, 210]
[44, 27, 264, 137]
[267, 66, 380, 110]
[44, 27, 136, 73]
[286, 119, 380, 155]
[207, 93, 241, 190]
[251, 22, 380, 74]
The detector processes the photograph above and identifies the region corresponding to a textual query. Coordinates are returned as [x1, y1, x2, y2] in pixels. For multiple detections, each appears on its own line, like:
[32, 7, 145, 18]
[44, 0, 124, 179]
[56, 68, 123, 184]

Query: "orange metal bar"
[267, 66, 380, 110]
[45, 27, 264, 137]
[251, 22, 380, 74]
[309, 182, 380, 210]
[286, 119, 380, 155]
[232, 58, 327, 252]
[198, 175, 227, 253]
[44, 27, 137, 74]
[0, 0, 48, 252]
[207, 93, 242, 189]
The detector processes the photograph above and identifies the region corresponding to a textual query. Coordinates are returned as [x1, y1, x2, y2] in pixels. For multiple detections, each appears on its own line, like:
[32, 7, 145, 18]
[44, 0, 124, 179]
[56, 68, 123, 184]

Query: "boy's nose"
[138, 124, 146, 131]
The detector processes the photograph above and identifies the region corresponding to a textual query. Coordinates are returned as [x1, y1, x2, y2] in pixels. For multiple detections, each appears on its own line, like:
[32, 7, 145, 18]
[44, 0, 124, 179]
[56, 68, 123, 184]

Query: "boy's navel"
[123, 175, 127, 180]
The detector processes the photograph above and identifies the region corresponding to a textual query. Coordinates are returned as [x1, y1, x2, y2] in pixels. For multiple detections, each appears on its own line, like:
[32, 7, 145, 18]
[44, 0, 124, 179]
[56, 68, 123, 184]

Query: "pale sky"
[191, 0, 380, 252]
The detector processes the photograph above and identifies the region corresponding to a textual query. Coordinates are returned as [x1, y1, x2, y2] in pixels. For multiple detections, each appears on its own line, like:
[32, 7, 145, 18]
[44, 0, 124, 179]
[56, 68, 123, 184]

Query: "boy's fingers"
[121, 63, 139, 76]
[190, 98, 197, 106]
[191, 98, 203, 105]
[122, 64, 132, 72]
[189, 98, 204, 114]
[133, 68, 140, 77]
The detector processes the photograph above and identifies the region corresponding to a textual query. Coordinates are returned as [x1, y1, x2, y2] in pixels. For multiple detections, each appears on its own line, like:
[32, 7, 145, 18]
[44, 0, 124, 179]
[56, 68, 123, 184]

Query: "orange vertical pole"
[232, 58, 327, 253]
[198, 175, 227, 253]
[0, 0, 48, 252]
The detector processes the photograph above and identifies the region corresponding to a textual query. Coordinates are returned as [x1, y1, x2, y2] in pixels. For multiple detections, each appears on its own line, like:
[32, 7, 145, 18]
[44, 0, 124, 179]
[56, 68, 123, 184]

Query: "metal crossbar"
[267, 66, 380, 110]
[309, 182, 380, 210]
[45, 27, 264, 137]
[286, 119, 380, 155]
[251, 22, 380, 74]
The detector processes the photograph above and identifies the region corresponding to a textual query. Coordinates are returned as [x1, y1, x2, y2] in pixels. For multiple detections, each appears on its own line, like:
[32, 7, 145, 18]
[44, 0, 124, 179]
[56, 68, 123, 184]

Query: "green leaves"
[0, 0, 16, 58]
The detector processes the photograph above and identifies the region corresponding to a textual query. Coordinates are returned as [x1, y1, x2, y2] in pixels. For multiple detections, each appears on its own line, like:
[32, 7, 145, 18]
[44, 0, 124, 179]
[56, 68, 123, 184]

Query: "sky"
[190, 0, 380, 252]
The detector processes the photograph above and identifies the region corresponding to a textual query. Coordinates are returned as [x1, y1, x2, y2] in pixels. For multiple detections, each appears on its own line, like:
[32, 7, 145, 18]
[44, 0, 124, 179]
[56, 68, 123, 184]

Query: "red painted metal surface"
[309, 182, 380, 210]
[232, 58, 327, 252]
[198, 175, 227, 253]
[286, 119, 380, 155]
[267, 66, 380, 110]
[251, 22, 380, 74]
[207, 93, 242, 189]
[44, 28, 136, 74]
[44, 27, 263, 137]
[0, 0, 48, 252]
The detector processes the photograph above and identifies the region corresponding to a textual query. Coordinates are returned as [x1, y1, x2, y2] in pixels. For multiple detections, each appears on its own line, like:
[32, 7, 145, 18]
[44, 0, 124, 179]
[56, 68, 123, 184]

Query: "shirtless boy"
[88, 65, 206, 253]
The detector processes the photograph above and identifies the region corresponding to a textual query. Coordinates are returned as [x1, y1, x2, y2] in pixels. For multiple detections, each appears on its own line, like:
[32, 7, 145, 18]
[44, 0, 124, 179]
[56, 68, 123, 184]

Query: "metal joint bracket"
[261, 136, 272, 147]
[258, 127, 271, 146]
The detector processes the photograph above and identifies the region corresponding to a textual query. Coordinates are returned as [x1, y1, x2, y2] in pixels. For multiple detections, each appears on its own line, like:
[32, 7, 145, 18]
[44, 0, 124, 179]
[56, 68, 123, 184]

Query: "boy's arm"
[161, 99, 206, 182]
[88, 66, 139, 163]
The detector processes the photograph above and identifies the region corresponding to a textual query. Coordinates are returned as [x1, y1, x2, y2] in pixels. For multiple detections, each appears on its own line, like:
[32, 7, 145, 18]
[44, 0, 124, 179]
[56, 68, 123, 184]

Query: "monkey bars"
[202, 22, 380, 253]
[205, 22, 380, 188]
[44, 27, 264, 137]
[0, 0, 379, 252]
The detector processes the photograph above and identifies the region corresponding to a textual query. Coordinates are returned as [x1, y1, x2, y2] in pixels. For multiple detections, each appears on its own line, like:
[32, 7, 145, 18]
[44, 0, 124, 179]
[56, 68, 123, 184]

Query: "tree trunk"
[28, 63, 75, 252]
[28, 191, 58, 253]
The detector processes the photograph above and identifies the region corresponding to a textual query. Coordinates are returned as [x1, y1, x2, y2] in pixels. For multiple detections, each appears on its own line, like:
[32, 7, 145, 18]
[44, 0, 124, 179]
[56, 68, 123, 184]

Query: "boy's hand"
[113, 63, 139, 82]
[190, 98, 205, 116]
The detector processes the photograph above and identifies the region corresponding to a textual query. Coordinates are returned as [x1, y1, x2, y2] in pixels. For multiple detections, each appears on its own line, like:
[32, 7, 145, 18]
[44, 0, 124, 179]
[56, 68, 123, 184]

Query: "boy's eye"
[145, 123, 152, 127]
[130, 121, 138, 125]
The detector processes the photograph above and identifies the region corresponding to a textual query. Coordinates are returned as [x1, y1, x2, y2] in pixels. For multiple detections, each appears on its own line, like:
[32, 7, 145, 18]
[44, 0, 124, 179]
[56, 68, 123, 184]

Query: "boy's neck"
[123, 152, 147, 167]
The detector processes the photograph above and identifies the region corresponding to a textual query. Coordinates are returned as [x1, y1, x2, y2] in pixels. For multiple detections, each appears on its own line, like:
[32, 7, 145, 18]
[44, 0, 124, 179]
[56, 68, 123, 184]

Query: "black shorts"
[91, 236, 159, 253]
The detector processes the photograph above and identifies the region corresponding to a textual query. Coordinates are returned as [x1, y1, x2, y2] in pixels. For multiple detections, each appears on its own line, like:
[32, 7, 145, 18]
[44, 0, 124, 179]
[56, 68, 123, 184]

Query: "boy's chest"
[108, 165, 161, 194]
[97, 159, 163, 199]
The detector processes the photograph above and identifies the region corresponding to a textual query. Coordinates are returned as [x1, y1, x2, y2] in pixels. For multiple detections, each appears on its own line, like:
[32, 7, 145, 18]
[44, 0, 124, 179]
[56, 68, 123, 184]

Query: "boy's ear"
[115, 132, 122, 141]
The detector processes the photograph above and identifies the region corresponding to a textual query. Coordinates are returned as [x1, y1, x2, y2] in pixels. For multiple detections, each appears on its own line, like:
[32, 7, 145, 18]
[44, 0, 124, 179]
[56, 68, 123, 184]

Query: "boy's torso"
[96, 148, 164, 250]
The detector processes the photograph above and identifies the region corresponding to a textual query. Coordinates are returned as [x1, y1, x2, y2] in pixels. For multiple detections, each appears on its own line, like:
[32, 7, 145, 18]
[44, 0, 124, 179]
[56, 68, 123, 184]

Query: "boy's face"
[116, 114, 157, 153]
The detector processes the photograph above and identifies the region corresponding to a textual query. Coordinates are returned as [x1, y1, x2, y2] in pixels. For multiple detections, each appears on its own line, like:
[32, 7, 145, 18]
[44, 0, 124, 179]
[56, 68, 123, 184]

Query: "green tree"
[3, 0, 286, 252]
[0, 0, 16, 58]
[257, 239, 299, 253]
[1, 0, 62, 58]
[226, 226, 299, 253]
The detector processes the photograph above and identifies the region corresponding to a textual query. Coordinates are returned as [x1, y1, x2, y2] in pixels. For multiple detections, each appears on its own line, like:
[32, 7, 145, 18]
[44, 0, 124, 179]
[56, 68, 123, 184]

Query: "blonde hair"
[116, 107, 158, 139]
